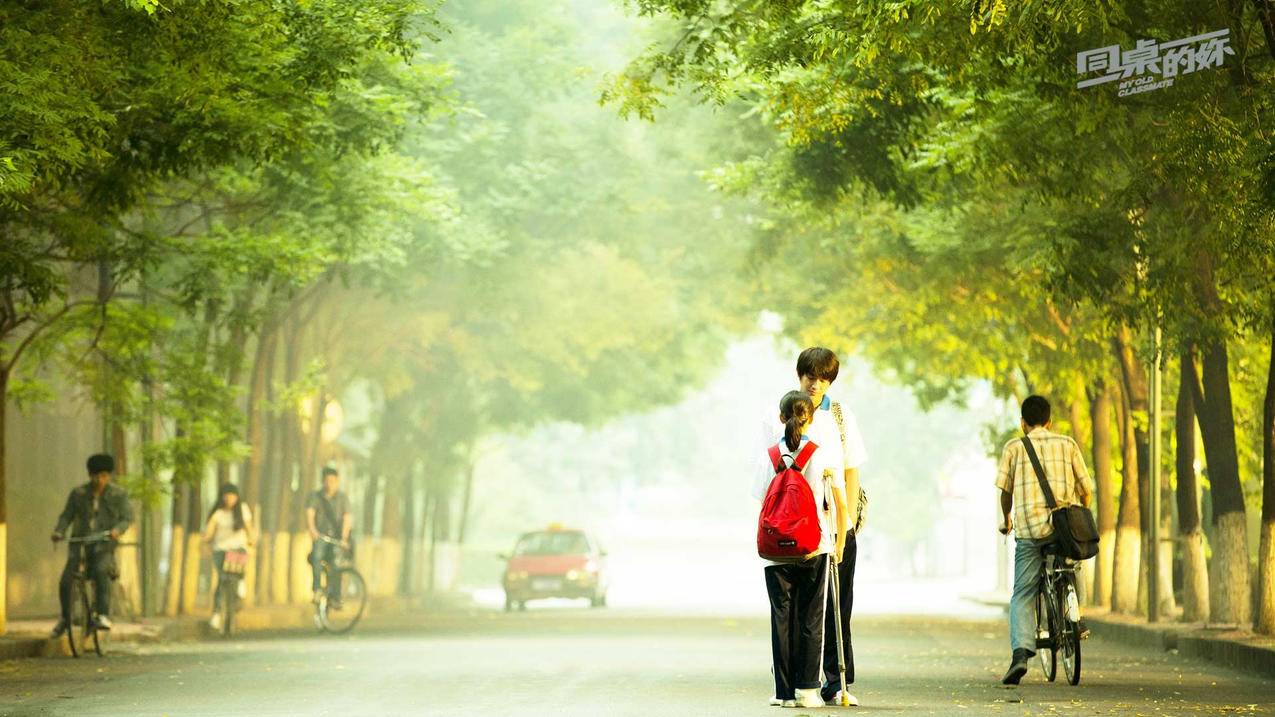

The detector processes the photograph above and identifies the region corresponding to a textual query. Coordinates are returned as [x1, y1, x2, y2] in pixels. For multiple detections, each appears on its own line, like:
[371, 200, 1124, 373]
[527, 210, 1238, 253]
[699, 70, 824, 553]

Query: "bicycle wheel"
[1035, 588, 1057, 682]
[66, 580, 86, 658]
[318, 568, 367, 635]
[1061, 580, 1081, 685]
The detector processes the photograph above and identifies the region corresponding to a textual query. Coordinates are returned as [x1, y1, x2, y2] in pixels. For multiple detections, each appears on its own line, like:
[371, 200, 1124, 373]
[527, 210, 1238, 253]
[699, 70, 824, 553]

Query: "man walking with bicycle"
[996, 396, 1093, 685]
[49, 454, 133, 636]
[306, 466, 352, 605]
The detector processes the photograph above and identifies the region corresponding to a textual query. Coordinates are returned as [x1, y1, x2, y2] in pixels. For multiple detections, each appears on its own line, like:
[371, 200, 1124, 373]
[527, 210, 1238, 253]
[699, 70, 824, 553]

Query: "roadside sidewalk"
[0, 595, 446, 660]
[1084, 608, 1275, 679]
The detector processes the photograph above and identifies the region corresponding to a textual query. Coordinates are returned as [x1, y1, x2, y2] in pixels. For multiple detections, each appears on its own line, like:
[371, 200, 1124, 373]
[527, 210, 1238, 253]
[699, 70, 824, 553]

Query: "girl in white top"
[201, 484, 255, 629]
[752, 391, 845, 709]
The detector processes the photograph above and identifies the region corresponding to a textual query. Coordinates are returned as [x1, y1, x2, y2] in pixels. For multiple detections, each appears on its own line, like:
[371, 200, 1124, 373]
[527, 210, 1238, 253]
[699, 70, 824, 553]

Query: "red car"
[501, 526, 608, 611]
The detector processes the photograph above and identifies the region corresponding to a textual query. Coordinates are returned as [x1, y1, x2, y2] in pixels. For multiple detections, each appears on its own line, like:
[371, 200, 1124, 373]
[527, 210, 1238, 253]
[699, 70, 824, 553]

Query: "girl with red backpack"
[752, 390, 845, 709]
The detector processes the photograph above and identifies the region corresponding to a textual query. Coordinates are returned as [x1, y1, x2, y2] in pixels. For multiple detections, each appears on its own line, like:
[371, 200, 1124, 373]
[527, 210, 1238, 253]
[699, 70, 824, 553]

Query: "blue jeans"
[310, 540, 337, 594]
[1009, 538, 1046, 654]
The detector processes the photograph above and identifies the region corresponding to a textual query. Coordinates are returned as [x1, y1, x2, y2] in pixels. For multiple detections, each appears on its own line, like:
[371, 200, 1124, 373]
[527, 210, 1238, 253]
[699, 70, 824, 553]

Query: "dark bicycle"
[214, 548, 250, 638]
[62, 532, 135, 658]
[1035, 546, 1083, 685]
[313, 535, 367, 635]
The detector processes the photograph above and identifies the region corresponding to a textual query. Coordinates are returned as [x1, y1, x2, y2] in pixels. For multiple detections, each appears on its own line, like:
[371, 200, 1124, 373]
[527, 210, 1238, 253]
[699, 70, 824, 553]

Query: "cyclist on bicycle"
[305, 466, 351, 605]
[996, 395, 1093, 685]
[49, 454, 133, 636]
[201, 483, 256, 631]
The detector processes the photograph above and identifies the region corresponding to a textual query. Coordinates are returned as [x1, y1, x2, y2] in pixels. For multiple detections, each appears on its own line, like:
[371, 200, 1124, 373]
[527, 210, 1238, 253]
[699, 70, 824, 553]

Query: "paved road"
[1, 608, 1271, 716]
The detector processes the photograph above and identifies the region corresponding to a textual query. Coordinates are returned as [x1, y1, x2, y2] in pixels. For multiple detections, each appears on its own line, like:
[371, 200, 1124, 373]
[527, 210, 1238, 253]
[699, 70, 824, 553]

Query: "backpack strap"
[768, 445, 784, 473]
[792, 441, 818, 471]
[831, 401, 846, 454]
[1020, 436, 1059, 510]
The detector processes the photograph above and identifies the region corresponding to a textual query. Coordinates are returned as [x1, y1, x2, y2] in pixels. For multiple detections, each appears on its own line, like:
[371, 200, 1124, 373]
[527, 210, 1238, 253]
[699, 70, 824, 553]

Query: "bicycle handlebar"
[64, 531, 137, 547]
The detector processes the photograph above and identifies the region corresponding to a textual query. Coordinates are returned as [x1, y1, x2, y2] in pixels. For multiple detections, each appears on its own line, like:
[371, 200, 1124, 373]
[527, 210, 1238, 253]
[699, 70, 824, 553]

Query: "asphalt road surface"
[1, 608, 1271, 716]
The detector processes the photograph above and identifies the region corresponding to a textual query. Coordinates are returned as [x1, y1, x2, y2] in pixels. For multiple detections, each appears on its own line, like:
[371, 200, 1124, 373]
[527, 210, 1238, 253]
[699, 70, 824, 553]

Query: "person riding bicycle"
[49, 453, 133, 636]
[306, 466, 351, 605]
[201, 483, 256, 631]
[996, 395, 1094, 685]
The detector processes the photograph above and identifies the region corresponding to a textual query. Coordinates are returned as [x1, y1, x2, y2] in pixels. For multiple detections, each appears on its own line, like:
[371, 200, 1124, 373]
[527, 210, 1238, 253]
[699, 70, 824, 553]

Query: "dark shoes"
[1001, 648, 1033, 685]
[49, 619, 68, 639]
[1077, 619, 1090, 640]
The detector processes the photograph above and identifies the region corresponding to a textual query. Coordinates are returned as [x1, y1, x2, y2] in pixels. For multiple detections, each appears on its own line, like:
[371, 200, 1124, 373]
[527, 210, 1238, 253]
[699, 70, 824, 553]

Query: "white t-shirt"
[209, 505, 253, 552]
[752, 436, 843, 565]
[756, 395, 868, 478]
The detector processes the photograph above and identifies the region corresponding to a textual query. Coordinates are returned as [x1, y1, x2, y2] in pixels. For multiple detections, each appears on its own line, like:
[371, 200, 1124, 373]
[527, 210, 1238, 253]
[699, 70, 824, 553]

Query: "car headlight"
[565, 570, 580, 581]
[507, 571, 528, 581]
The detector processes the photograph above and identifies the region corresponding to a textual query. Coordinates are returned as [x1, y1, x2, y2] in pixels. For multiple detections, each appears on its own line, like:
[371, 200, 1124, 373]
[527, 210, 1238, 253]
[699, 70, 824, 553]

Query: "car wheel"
[504, 594, 513, 612]
[517, 601, 527, 612]
[590, 591, 607, 608]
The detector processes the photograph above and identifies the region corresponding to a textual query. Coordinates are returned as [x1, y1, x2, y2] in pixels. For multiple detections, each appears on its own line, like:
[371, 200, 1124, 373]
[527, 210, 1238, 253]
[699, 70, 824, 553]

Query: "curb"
[1088, 613, 1275, 680]
[0, 637, 55, 661]
[1177, 632, 1275, 680]
[0, 597, 430, 660]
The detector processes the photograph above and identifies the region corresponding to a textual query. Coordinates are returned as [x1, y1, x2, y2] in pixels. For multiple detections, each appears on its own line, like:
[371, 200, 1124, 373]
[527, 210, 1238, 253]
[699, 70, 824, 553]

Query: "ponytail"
[784, 415, 804, 452]
[779, 390, 815, 452]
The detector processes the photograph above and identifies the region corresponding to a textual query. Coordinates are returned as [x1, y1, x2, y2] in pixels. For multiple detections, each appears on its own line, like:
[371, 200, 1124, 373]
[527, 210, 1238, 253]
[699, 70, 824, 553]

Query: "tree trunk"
[1257, 321, 1275, 635]
[179, 478, 203, 615]
[1113, 327, 1152, 613]
[243, 328, 277, 515]
[457, 452, 476, 546]
[273, 323, 302, 604]
[304, 391, 328, 493]
[0, 367, 9, 634]
[163, 482, 188, 617]
[363, 474, 380, 538]
[1088, 380, 1116, 608]
[1176, 352, 1209, 622]
[1187, 339, 1252, 626]
[1112, 377, 1142, 613]
[399, 470, 416, 596]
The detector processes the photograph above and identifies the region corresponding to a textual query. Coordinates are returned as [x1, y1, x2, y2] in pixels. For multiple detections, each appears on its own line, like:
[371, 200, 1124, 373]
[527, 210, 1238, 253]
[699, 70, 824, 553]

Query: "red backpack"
[757, 441, 822, 562]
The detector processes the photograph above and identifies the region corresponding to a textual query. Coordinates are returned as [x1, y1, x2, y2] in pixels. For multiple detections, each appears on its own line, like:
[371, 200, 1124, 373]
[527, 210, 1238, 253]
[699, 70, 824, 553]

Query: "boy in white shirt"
[758, 347, 868, 706]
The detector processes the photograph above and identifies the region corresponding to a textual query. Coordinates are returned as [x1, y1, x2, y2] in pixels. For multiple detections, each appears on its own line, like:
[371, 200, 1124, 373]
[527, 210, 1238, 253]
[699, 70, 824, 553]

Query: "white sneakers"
[769, 691, 820, 708]
[208, 613, 223, 631]
[824, 691, 860, 707]
[795, 689, 825, 708]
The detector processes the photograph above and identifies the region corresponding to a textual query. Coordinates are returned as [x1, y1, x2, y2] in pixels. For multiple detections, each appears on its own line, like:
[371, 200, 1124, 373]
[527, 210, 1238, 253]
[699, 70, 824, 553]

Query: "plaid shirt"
[995, 427, 1093, 540]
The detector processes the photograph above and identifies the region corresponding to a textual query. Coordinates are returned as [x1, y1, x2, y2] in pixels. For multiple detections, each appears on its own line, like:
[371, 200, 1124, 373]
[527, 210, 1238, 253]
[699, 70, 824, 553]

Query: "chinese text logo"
[1076, 29, 1235, 97]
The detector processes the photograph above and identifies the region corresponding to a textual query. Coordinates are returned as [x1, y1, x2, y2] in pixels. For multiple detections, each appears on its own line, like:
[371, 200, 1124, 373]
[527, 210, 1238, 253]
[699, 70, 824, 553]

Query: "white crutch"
[828, 554, 850, 707]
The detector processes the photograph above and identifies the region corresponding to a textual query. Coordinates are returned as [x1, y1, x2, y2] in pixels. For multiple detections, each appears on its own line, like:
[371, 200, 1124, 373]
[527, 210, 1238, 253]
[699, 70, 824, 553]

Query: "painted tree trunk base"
[1210, 511, 1252, 627]
[270, 533, 291, 605]
[290, 532, 310, 605]
[164, 525, 186, 617]
[255, 533, 273, 605]
[356, 538, 402, 598]
[1112, 526, 1141, 614]
[1182, 529, 1210, 623]
[116, 524, 143, 617]
[1079, 556, 1096, 607]
[180, 532, 202, 615]
[1093, 528, 1115, 607]
[1257, 520, 1275, 635]
[1156, 535, 1176, 618]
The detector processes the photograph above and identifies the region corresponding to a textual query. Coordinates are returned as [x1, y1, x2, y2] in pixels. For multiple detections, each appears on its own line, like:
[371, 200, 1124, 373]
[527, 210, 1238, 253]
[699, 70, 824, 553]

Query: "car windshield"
[514, 531, 589, 556]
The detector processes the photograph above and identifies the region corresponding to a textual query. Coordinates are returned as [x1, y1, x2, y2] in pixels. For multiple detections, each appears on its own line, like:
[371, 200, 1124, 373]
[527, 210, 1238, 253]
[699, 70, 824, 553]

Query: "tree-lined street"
[1, 609, 1271, 716]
